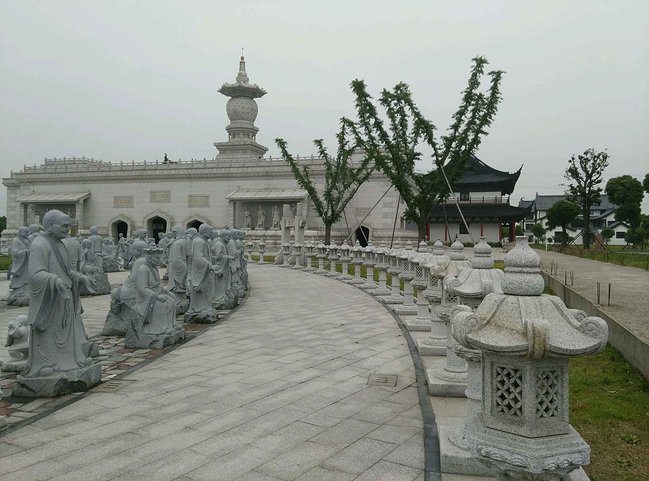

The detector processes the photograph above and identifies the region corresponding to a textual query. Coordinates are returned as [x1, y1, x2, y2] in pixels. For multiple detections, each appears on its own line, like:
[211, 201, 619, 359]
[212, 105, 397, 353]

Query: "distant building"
[2, 56, 530, 247]
[518, 194, 628, 245]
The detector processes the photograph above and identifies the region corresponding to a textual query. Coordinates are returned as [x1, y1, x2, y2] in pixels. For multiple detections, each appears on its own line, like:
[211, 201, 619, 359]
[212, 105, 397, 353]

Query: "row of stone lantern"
[254, 235, 607, 480]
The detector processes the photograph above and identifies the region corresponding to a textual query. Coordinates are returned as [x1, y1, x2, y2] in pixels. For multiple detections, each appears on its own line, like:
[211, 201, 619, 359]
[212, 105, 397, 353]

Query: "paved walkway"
[535, 249, 649, 344]
[0, 265, 436, 481]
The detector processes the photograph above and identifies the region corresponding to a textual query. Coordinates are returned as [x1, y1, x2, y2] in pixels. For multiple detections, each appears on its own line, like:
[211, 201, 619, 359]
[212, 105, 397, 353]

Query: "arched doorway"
[187, 219, 203, 230]
[355, 225, 370, 247]
[111, 220, 129, 240]
[148, 216, 167, 242]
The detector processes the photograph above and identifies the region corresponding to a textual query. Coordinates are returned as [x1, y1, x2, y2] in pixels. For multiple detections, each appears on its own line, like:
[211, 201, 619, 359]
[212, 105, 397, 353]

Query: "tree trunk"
[582, 209, 591, 249]
[324, 224, 332, 245]
[417, 223, 427, 243]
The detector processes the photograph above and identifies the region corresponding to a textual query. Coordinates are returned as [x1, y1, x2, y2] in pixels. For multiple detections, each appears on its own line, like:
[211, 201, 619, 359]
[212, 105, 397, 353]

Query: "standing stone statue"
[225, 229, 244, 298]
[167, 225, 189, 314]
[209, 230, 235, 309]
[27, 223, 42, 242]
[243, 207, 251, 229]
[234, 230, 248, 289]
[87, 226, 104, 254]
[8, 226, 31, 306]
[271, 205, 280, 230]
[14, 209, 101, 397]
[121, 246, 185, 349]
[185, 224, 219, 323]
[127, 229, 149, 269]
[256, 206, 265, 230]
[102, 238, 120, 272]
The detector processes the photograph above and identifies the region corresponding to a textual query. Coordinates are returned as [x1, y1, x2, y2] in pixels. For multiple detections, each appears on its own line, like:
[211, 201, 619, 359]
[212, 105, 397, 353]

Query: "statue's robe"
[227, 238, 243, 295]
[186, 236, 214, 314]
[168, 237, 188, 293]
[210, 238, 231, 306]
[21, 234, 91, 379]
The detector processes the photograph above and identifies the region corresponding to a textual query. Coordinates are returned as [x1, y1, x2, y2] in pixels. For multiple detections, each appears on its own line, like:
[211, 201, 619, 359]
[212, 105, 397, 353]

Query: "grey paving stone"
[255, 441, 338, 480]
[320, 437, 397, 475]
[352, 460, 422, 481]
[384, 432, 425, 469]
[309, 418, 380, 448]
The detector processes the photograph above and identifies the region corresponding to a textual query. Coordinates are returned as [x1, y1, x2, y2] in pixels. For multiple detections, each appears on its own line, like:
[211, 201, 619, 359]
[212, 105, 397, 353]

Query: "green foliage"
[0, 255, 10, 271]
[601, 227, 614, 242]
[606, 175, 644, 228]
[515, 224, 524, 236]
[565, 148, 610, 248]
[0, 216, 6, 232]
[275, 121, 375, 244]
[546, 199, 580, 246]
[346, 57, 504, 240]
[643, 173, 649, 194]
[531, 222, 547, 241]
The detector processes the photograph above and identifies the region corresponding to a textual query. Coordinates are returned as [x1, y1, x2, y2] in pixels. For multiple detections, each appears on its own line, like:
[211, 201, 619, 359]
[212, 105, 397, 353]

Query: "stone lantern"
[347, 241, 365, 285]
[382, 240, 404, 305]
[427, 238, 504, 397]
[337, 242, 352, 281]
[404, 241, 431, 330]
[325, 243, 339, 277]
[361, 240, 377, 291]
[303, 241, 315, 271]
[456, 237, 608, 480]
[416, 239, 468, 356]
[281, 242, 291, 267]
[315, 241, 327, 274]
[258, 238, 266, 264]
[291, 243, 303, 269]
[371, 241, 392, 297]
[393, 241, 418, 315]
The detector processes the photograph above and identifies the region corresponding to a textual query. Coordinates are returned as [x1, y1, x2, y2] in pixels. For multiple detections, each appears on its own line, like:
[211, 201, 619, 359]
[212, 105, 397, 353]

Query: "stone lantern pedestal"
[303, 241, 315, 271]
[315, 242, 328, 274]
[404, 241, 432, 331]
[292, 243, 303, 269]
[337, 242, 352, 281]
[258, 239, 266, 264]
[360, 241, 377, 290]
[457, 237, 608, 481]
[281, 242, 291, 267]
[371, 241, 391, 297]
[348, 241, 366, 285]
[325, 244, 339, 277]
[393, 241, 418, 315]
[381, 241, 405, 305]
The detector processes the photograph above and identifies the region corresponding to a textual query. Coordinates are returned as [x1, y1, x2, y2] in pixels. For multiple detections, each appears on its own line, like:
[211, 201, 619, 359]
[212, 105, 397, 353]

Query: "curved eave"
[218, 83, 267, 98]
[429, 202, 533, 223]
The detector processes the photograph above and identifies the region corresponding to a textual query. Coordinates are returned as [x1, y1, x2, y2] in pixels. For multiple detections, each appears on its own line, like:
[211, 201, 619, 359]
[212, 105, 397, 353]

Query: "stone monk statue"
[14, 209, 101, 397]
[185, 224, 219, 323]
[8, 226, 31, 306]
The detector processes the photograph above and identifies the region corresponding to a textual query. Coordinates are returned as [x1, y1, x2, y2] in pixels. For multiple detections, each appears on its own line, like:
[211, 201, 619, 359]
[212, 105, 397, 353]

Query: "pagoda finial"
[236, 51, 249, 84]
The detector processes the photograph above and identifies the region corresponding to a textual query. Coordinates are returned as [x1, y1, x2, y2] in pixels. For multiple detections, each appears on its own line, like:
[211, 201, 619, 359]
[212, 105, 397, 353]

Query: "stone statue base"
[103, 257, 120, 273]
[124, 319, 185, 350]
[7, 287, 30, 306]
[403, 318, 431, 332]
[81, 272, 111, 296]
[184, 309, 219, 324]
[14, 363, 101, 397]
[83, 340, 100, 358]
[1, 359, 28, 373]
[102, 291, 136, 336]
[172, 292, 189, 316]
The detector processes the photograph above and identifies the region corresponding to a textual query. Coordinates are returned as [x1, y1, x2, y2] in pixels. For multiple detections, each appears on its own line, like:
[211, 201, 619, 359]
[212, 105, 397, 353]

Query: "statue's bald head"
[198, 224, 212, 237]
[42, 210, 71, 240]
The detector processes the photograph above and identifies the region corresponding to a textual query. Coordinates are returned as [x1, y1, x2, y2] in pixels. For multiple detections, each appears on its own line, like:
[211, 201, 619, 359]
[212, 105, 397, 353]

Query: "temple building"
[2, 57, 527, 246]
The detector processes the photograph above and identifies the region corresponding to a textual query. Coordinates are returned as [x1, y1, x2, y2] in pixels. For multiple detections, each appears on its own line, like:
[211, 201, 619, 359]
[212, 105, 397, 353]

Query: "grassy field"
[570, 346, 649, 481]
[0, 255, 10, 271]
[532, 245, 649, 270]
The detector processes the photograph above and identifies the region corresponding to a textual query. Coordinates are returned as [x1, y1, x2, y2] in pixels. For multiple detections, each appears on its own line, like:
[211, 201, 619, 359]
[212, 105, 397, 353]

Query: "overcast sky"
[1, 0, 648, 216]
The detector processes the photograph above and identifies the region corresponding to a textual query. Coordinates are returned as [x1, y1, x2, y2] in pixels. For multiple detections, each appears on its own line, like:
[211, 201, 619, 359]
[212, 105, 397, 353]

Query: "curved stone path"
[0, 265, 433, 481]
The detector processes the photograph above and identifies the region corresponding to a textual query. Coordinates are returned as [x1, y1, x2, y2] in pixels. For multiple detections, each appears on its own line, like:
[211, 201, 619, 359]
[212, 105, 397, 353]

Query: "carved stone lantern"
[337, 242, 352, 281]
[348, 241, 365, 285]
[281, 242, 291, 267]
[325, 243, 339, 277]
[382, 240, 404, 305]
[457, 237, 608, 480]
[416, 239, 468, 356]
[427, 238, 504, 397]
[394, 241, 417, 315]
[371, 241, 391, 297]
[315, 241, 327, 274]
[292, 243, 303, 269]
[361, 240, 377, 291]
[258, 238, 266, 264]
[303, 241, 315, 271]
[404, 241, 431, 330]
[246, 240, 254, 261]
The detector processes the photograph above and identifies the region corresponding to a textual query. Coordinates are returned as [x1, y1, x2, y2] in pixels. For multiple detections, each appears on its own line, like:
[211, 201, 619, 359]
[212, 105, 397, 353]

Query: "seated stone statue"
[106, 246, 184, 349]
[80, 239, 111, 295]
[8, 226, 31, 306]
[102, 238, 120, 272]
[2, 314, 29, 372]
[14, 209, 101, 397]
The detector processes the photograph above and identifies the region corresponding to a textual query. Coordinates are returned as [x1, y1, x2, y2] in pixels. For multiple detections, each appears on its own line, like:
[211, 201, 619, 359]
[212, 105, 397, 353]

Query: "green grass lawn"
[0, 255, 10, 271]
[570, 346, 649, 481]
[532, 245, 649, 270]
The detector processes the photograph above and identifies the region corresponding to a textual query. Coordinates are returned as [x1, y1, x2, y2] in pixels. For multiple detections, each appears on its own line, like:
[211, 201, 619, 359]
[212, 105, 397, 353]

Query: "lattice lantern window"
[482, 350, 569, 438]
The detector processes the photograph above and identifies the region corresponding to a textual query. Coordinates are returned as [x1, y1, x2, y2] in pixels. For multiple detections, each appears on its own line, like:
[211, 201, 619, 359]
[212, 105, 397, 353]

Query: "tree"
[605, 175, 644, 228]
[546, 200, 580, 247]
[346, 57, 504, 241]
[275, 123, 375, 244]
[564, 148, 609, 249]
[0, 216, 6, 233]
[531, 223, 547, 242]
[600, 227, 614, 244]
[643, 173, 649, 194]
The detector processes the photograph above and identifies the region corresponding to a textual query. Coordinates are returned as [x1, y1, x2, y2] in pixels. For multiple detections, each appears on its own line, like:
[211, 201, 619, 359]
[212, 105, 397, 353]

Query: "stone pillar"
[360, 241, 377, 291]
[337, 242, 352, 281]
[258, 239, 266, 264]
[325, 243, 339, 277]
[393, 241, 417, 315]
[381, 241, 404, 305]
[76, 200, 84, 230]
[371, 241, 391, 296]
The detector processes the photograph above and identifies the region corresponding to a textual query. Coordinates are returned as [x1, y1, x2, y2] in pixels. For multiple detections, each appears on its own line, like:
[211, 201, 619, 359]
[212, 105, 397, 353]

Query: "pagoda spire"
[236, 52, 249, 84]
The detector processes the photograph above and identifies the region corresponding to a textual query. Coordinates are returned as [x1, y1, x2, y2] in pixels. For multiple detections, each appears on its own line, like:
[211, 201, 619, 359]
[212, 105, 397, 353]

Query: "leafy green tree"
[275, 124, 374, 244]
[643, 173, 649, 194]
[0, 216, 6, 233]
[600, 227, 614, 244]
[564, 148, 610, 249]
[346, 57, 504, 241]
[605, 175, 644, 228]
[531, 223, 547, 242]
[546, 200, 580, 247]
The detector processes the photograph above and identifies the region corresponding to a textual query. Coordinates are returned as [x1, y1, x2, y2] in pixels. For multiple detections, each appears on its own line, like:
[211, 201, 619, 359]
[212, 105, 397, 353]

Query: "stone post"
[258, 239, 266, 264]
[325, 243, 339, 277]
[360, 240, 377, 290]
[371, 241, 391, 296]
[303, 241, 315, 271]
[337, 242, 352, 281]
[292, 243, 303, 269]
[348, 241, 365, 285]
[393, 241, 417, 315]
[381, 240, 404, 305]
[404, 241, 432, 331]
[315, 241, 328, 274]
[281, 242, 291, 267]
[457, 237, 608, 481]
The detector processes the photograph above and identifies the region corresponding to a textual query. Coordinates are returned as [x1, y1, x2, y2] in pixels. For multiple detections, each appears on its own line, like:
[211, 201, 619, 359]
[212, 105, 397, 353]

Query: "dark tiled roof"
[429, 203, 533, 223]
[534, 194, 617, 212]
[451, 154, 522, 195]
[518, 199, 534, 209]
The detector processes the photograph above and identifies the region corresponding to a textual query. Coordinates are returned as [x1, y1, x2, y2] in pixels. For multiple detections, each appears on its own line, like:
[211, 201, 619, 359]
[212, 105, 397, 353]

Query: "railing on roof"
[442, 195, 510, 205]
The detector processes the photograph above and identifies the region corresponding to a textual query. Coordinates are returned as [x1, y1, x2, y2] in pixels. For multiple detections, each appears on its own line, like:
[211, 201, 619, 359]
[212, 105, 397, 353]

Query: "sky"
[1, 0, 648, 216]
